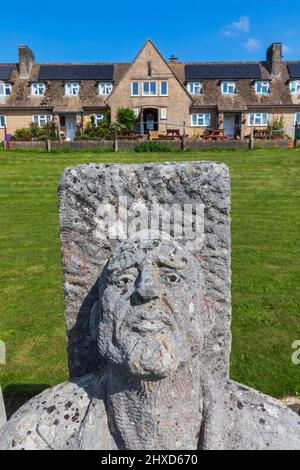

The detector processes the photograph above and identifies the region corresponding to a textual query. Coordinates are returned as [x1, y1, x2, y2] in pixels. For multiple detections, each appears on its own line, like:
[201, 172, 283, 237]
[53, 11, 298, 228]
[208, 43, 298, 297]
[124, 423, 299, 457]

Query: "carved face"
[98, 234, 204, 380]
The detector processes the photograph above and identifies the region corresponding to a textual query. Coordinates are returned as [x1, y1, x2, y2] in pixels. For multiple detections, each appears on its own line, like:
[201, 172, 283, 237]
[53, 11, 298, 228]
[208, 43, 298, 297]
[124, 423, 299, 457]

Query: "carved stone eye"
[163, 272, 180, 283]
[117, 274, 136, 288]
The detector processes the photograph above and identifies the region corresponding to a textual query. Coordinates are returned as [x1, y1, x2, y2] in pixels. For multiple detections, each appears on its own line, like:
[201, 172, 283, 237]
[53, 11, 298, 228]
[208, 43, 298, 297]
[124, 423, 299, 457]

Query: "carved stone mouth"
[132, 320, 166, 334]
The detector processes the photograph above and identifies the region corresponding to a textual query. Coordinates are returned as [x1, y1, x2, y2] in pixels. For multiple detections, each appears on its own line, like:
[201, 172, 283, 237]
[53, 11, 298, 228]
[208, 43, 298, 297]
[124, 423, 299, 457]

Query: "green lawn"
[0, 147, 300, 399]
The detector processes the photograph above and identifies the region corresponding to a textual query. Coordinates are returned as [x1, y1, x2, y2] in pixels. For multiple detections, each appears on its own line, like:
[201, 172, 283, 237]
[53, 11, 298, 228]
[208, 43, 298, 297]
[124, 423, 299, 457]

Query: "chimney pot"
[169, 55, 178, 63]
[18, 45, 35, 79]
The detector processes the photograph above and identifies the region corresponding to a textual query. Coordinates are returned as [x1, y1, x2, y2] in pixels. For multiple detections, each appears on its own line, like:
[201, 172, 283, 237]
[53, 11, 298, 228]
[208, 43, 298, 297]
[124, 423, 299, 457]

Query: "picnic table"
[253, 128, 270, 140]
[166, 129, 181, 139]
[154, 129, 182, 141]
[202, 129, 228, 141]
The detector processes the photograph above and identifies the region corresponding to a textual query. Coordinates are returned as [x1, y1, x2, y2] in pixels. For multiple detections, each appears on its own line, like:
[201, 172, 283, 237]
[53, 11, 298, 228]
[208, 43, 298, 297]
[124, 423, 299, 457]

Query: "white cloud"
[244, 38, 261, 51]
[233, 16, 250, 33]
[222, 16, 250, 37]
[223, 30, 237, 37]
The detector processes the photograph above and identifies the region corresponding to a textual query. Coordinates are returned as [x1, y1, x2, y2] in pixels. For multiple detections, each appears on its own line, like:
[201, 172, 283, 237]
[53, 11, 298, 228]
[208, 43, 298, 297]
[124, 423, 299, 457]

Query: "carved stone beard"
[105, 355, 204, 450]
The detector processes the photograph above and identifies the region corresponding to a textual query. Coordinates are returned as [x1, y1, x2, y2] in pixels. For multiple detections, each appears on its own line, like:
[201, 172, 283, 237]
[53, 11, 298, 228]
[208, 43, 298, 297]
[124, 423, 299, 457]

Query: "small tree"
[117, 107, 137, 130]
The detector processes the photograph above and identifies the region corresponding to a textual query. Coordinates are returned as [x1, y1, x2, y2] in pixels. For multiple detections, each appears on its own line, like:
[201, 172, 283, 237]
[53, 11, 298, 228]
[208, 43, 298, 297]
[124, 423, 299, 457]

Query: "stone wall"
[5, 138, 291, 151]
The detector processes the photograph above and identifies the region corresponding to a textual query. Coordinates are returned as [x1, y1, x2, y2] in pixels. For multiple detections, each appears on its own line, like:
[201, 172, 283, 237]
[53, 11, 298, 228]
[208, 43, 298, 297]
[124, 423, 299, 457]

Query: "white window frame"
[65, 82, 80, 96]
[32, 115, 52, 127]
[191, 113, 211, 127]
[248, 113, 269, 127]
[31, 83, 46, 96]
[221, 81, 237, 95]
[290, 81, 300, 95]
[98, 82, 113, 96]
[255, 81, 270, 95]
[296, 113, 300, 125]
[131, 82, 139, 96]
[160, 81, 168, 96]
[0, 82, 11, 96]
[0, 115, 6, 128]
[160, 108, 167, 120]
[91, 114, 105, 126]
[187, 82, 202, 95]
[142, 81, 157, 96]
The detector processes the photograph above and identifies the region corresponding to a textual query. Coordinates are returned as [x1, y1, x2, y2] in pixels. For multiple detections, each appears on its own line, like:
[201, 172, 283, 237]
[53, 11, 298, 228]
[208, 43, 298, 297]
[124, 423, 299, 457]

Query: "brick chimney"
[18, 45, 35, 79]
[266, 43, 282, 77]
[169, 55, 178, 63]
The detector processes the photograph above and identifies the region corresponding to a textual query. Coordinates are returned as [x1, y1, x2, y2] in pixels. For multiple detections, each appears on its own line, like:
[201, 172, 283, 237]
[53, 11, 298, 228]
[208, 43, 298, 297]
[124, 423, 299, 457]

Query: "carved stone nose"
[136, 267, 159, 302]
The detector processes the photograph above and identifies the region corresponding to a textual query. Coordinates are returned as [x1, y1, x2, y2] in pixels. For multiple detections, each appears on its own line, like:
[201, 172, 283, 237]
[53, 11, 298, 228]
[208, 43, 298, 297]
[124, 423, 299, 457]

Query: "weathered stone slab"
[58, 161, 231, 379]
[0, 387, 6, 429]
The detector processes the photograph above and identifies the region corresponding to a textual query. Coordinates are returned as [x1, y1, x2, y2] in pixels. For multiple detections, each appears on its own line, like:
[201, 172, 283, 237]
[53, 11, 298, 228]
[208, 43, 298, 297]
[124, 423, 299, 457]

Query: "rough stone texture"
[0, 387, 6, 429]
[58, 161, 231, 380]
[0, 233, 300, 450]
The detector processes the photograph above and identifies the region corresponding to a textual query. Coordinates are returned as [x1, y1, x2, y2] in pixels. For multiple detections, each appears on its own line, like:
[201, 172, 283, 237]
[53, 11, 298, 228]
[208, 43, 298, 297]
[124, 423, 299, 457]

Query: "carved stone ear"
[202, 296, 216, 333]
[90, 301, 101, 340]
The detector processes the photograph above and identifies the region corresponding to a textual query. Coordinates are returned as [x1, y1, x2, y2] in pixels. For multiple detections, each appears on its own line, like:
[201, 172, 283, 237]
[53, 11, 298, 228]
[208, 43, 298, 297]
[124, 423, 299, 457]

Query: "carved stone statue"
[0, 232, 300, 450]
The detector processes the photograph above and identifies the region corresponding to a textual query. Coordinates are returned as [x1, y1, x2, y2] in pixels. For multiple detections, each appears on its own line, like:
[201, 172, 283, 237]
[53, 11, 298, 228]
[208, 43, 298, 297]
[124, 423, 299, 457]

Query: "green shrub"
[12, 122, 57, 141]
[135, 141, 174, 153]
[268, 116, 286, 139]
[78, 112, 121, 140]
[117, 107, 137, 129]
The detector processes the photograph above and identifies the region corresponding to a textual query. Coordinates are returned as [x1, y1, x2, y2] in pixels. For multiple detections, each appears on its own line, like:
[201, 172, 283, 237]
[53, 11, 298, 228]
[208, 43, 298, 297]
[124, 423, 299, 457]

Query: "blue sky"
[2, 0, 300, 63]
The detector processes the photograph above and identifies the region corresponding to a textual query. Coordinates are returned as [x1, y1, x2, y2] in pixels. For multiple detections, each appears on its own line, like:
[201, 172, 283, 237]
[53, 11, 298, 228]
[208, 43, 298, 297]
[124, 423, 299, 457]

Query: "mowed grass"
[0, 147, 300, 399]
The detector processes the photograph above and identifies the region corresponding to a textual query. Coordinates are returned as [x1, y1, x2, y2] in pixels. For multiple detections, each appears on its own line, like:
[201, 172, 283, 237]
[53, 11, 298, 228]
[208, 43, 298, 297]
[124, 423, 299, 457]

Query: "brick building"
[0, 40, 300, 141]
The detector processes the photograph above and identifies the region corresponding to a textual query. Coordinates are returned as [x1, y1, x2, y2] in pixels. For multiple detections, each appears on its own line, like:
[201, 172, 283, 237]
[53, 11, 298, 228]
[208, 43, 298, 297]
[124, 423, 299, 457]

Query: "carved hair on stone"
[93, 230, 214, 381]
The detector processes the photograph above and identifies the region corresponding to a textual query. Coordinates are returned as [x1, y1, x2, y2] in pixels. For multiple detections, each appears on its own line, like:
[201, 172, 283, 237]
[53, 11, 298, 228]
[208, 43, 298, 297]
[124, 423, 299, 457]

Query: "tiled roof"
[0, 62, 130, 109]
[0, 57, 300, 111]
[169, 62, 300, 109]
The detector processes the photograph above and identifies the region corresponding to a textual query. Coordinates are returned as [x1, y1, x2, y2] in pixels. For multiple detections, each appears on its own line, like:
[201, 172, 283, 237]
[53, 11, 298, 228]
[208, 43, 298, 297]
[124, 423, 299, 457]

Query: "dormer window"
[255, 81, 270, 94]
[99, 82, 113, 96]
[187, 82, 202, 95]
[221, 81, 236, 95]
[0, 82, 11, 96]
[65, 82, 80, 96]
[31, 83, 45, 96]
[290, 80, 300, 95]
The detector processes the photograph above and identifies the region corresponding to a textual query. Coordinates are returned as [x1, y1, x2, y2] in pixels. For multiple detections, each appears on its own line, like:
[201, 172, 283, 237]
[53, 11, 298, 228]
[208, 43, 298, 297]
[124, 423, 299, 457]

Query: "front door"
[223, 114, 236, 138]
[66, 116, 77, 140]
[143, 109, 158, 133]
